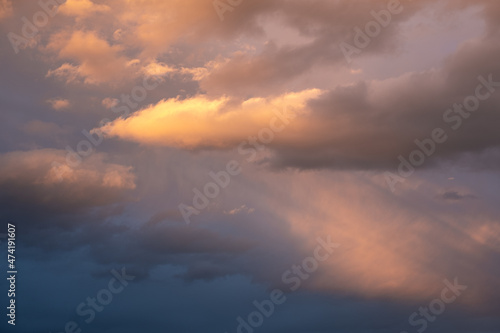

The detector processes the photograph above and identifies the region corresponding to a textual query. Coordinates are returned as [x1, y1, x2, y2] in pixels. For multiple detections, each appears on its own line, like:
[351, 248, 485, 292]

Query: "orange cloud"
[113, 0, 218, 58]
[142, 61, 175, 77]
[47, 98, 70, 110]
[47, 30, 131, 84]
[58, 0, 110, 17]
[96, 89, 322, 148]
[0, 0, 12, 20]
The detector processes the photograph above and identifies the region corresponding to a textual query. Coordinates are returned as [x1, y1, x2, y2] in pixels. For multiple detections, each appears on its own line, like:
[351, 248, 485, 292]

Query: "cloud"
[85, 220, 253, 271]
[47, 30, 132, 84]
[96, 89, 322, 149]
[0, 149, 136, 216]
[46, 63, 81, 83]
[106, 0, 276, 58]
[266, 36, 500, 171]
[47, 98, 70, 110]
[0, 0, 12, 20]
[230, 170, 500, 310]
[95, 33, 500, 172]
[29, 0, 498, 91]
[21, 120, 71, 139]
[441, 190, 477, 201]
[102, 97, 119, 109]
[142, 61, 175, 77]
[197, 0, 434, 96]
[3, 1, 500, 331]
[224, 205, 255, 215]
[58, 0, 111, 17]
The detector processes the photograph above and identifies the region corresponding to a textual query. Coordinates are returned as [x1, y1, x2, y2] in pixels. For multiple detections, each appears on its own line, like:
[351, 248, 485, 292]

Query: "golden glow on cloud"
[47, 98, 70, 110]
[142, 61, 176, 76]
[97, 89, 323, 148]
[0, 0, 12, 20]
[47, 30, 131, 84]
[58, 0, 110, 17]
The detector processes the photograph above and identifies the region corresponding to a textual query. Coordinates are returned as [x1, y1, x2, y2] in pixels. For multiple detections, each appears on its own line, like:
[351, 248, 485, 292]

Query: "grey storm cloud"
[268, 35, 500, 171]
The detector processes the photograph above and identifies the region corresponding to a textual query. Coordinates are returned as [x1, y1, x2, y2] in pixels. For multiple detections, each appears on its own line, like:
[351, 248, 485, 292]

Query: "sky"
[0, 0, 499, 332]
